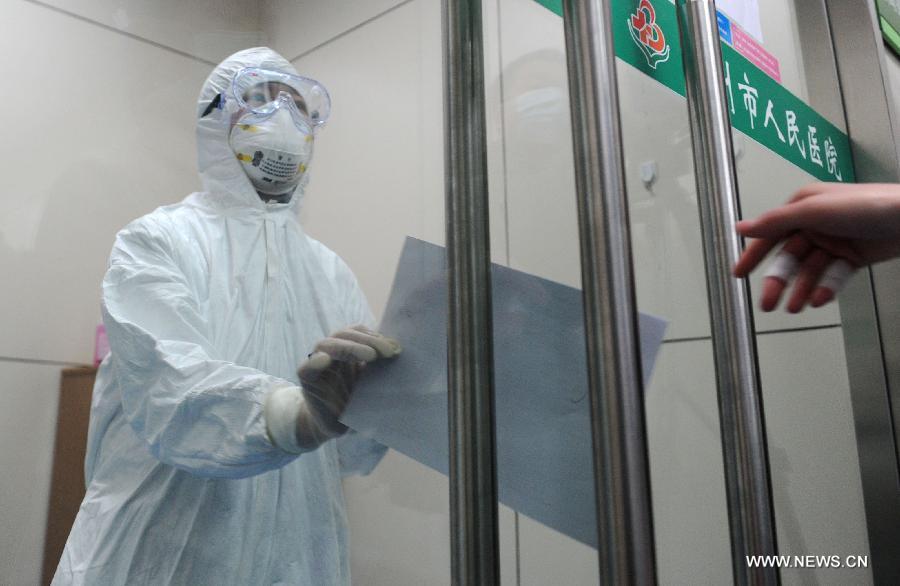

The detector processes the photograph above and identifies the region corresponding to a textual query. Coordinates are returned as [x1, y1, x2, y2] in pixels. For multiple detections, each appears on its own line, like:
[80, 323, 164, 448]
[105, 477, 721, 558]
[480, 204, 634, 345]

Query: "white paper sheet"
[341, 237, 668, 548]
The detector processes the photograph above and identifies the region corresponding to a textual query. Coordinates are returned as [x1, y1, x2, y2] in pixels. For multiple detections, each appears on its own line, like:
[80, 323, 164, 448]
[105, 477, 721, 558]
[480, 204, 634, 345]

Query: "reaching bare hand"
[733, 182, 900, 312]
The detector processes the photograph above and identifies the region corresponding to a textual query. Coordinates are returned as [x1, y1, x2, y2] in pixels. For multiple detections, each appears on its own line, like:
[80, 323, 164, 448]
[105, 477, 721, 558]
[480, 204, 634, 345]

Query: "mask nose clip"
[274, 91, 295, 109]
[271, 92, 313, 134]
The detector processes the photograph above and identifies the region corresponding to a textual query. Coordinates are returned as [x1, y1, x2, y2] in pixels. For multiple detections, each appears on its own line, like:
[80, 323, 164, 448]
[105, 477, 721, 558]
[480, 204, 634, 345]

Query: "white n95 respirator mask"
[229, 107, 314, 197]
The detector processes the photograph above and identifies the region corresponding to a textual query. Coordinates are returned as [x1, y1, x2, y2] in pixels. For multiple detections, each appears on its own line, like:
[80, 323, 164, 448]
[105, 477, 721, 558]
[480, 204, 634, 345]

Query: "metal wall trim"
[824, 0, 900, 582]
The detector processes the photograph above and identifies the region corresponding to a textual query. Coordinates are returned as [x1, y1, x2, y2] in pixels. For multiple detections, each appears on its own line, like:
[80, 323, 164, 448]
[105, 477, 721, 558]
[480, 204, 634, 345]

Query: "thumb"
[299, 351, 332, 381]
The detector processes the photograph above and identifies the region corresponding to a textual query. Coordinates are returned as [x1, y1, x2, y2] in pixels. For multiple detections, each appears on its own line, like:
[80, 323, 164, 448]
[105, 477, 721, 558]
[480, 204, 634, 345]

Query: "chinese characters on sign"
[722, 45, 847, 181]
[532, 0, 856, 182]
[633, 0, 853, 181]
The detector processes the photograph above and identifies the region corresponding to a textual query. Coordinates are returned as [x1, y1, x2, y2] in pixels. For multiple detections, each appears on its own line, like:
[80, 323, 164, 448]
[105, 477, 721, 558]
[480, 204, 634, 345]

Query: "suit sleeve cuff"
[264, 385, 306, 454]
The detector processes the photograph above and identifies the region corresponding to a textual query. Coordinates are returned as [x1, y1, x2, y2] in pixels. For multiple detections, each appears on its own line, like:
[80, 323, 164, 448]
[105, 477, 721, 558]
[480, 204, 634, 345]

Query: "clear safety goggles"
[230, 67, 331, 133]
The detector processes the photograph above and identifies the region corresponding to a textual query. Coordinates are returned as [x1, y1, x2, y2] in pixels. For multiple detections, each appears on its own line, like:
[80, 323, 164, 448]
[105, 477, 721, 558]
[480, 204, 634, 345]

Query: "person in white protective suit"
[52, 47, 398, 585]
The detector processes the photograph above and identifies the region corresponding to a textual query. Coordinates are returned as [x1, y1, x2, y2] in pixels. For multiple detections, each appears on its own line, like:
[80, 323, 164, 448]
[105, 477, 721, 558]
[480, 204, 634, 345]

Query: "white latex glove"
[265, 325, 401, 453]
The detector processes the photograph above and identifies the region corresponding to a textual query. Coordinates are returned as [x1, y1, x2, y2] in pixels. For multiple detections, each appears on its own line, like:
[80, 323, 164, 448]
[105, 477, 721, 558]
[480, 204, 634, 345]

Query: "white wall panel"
[27, 0, 262, 64]
[344, 452, 518, 586]
[518, 515, 599, 586]
[757, 328, 872, 586]
[0, 361, 62, 585]
[646, 340, 733, 585]
[342, 452, 451, 585]
[0, 1, 211, 364]
[290, 0, 447, 318]
[484, 0, 513, 267]
[262, 0, 407, 63]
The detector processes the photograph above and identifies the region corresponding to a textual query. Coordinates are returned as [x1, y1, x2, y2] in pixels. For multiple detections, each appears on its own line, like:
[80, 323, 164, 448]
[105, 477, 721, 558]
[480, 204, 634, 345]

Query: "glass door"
[484, 0, 879, 584]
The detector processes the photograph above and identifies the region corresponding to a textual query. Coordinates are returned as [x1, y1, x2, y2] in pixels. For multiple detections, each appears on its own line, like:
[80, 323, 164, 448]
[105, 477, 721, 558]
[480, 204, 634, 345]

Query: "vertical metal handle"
[561, 1, 657, 584]
[675, 1, 779, 584]
[442, 0, 500, 584]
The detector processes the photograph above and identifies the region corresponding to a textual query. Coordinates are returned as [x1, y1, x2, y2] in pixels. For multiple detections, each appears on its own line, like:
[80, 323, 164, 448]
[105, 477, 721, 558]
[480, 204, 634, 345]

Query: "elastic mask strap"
[200, 93, 223, 119]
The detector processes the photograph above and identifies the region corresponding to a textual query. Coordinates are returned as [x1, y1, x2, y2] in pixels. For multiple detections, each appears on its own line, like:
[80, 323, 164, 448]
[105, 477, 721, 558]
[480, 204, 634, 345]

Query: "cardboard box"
[41, 367, 96, 585]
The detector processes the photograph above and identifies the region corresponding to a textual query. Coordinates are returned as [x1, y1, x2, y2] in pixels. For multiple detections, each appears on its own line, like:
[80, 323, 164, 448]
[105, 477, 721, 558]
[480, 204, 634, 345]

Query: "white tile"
[499, 507, 519, 586]
[518, 514, 599, 586]
[31, 0, 263, 65]
[261, 0, 407, 63]
[0, 361, 63, 586]
[645, 340, 733, 584]
[342, 451, 451, 585]
[484, 0, 512, 266]
[342, 450, 519, 586]
[0, 1, 212, 364]
[757, 328, 872, 586]
[290, 0, 456, 319]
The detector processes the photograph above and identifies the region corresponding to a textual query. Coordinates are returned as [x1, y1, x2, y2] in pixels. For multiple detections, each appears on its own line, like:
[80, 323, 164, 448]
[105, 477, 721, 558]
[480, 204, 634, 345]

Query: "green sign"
[532, 0, 856, 183]
[879, 0, 900, 57]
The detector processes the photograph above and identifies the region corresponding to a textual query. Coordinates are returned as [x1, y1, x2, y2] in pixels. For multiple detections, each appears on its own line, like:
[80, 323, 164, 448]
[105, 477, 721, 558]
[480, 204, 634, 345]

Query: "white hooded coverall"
[53, 47, 385, 585]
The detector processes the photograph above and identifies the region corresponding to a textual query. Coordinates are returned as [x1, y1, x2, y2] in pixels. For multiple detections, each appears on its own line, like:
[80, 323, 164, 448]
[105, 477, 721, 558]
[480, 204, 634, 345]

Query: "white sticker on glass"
[716, 0, 763, 42]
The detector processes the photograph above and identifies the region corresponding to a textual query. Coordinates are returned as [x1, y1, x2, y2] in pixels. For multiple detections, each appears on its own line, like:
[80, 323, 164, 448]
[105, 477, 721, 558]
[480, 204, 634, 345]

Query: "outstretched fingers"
[758, 233, 811, 311]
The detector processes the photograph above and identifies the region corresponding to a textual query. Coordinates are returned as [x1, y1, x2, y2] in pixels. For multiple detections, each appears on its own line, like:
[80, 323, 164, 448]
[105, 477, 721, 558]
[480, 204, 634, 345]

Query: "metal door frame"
[824, 1, 900, 583]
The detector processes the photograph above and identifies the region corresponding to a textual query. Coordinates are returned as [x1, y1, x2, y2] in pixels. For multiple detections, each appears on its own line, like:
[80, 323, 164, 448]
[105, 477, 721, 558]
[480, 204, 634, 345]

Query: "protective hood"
[196, 46, 310, 212]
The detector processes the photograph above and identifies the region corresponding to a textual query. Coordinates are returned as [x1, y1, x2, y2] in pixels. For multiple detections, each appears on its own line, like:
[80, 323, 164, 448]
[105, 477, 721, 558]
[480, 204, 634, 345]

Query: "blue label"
[717, 10, 733, 45]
